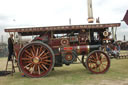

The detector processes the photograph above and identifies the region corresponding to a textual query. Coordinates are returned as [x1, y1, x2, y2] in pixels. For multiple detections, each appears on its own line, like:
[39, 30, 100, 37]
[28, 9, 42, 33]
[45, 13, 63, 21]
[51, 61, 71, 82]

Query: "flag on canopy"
[123, 10, 128, 25]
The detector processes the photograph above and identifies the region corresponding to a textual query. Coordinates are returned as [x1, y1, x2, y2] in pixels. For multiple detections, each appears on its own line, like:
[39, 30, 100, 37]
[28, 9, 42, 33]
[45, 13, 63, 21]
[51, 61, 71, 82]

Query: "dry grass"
[0, 57, 128, 85]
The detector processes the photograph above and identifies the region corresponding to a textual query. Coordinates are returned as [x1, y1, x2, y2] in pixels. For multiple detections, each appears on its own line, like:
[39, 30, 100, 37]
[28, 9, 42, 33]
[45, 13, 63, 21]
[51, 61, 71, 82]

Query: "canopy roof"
[4, 23, 120, 36]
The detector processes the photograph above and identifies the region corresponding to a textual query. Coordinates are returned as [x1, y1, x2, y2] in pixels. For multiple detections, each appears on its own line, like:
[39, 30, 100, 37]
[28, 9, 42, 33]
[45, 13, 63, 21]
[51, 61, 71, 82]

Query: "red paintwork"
[50, 39, 62, 46]
[14, 43, 23, 59]
[64, 47, 73, 50]
[62, 45, 89, 54]
[35, 37, 43, 41]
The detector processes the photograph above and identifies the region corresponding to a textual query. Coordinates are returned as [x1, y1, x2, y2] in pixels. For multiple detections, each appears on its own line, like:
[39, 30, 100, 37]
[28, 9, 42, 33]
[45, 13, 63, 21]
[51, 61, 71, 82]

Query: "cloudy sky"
[0, 0, 128, 42]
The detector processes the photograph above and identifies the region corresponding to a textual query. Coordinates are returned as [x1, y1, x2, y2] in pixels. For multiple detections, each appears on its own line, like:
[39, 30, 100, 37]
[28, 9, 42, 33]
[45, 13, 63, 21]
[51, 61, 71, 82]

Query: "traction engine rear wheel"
[18, 41, 55, 78]
[86, 50, 110, 74]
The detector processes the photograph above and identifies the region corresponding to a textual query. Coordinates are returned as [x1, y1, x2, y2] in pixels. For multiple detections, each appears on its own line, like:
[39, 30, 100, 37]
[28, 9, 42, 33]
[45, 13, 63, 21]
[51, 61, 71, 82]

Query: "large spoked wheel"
[86, 50, 110, 74]
[18, 41, 55, 78]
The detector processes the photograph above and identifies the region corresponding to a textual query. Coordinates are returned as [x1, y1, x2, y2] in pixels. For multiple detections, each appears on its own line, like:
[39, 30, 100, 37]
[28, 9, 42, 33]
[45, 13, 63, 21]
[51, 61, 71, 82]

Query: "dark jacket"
[8, 37, 14, 50]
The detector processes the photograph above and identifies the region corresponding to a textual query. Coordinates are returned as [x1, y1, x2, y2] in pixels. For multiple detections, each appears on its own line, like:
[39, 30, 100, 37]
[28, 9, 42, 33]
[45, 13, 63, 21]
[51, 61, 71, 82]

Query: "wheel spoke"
[98, 52, 102, 59]
[89, 63, 94, 68]
[38, 50, 46, 57]
[41, 64, 48, 71]
[41, 52, 49, 57]
[41, 56, 50, 60]
[90, 55, 97, 61]
[25, 54, 32, 58]
[88, 58, 97, 63]
[98, 65, 101, 72]
[25, 50, 33, 57]
[90, 63, 94, 68]
[91, 63, 97, 70]
[30, 65, 35, 74]
[30, 49, 35, 57]
[44, 60, 51, 62]
[38, 46, 43, 56]
[28, 64, 34, 71]
[22, 58, 31, 60]
[36, 48, 39, 56]
[101, 64, 105, 71]
[23, 61, 32, 64]
[38, 65, 41, 75]
[93, 64, 97, 69]
[101, 58, 107, 62]
[24, 63, 32, 69]
[40, 61, 51, 65]
[34, 65, 38, 72]
[95, 52, 100, 61]
[39, 64, 45, 71]
[32, 45, 36, 54]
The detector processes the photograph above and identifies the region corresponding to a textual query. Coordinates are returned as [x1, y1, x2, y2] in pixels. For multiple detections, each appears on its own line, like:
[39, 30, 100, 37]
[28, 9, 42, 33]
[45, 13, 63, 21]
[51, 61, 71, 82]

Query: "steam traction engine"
[5, 23, 120, 78]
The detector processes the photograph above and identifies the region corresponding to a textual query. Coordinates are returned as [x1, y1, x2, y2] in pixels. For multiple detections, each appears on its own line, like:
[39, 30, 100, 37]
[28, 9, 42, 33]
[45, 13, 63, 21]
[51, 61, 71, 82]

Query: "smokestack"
[87, 0, 94, 23]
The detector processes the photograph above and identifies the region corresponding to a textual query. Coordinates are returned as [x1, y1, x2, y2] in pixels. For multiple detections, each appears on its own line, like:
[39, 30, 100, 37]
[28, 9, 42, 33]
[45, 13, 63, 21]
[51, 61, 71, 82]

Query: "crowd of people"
[106, 43, 120, 58]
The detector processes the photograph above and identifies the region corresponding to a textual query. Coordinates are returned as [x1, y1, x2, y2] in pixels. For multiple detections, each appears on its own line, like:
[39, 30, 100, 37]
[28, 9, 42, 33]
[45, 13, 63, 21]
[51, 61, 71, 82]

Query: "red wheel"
[18, 41, 55, 78]
[86, 50, 110, 74]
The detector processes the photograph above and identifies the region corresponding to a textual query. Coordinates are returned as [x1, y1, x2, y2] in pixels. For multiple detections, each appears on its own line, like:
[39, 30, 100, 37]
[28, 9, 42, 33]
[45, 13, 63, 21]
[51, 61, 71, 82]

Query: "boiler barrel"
[75, 45, 101, 55]
[62, 45, 101, 55]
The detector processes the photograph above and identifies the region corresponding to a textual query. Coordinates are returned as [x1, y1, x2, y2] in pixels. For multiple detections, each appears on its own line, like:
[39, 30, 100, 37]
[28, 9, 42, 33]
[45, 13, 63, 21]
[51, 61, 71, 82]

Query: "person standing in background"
[8, 34, 14, 61]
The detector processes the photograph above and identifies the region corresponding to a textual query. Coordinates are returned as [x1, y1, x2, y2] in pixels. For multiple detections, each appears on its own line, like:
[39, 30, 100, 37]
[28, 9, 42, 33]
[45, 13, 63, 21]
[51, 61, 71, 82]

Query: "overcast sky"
[0, 0, 128, 42]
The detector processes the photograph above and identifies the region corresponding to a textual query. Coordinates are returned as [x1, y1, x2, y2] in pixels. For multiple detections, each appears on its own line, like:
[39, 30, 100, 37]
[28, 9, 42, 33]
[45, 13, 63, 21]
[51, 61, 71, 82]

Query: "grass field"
[0, 57, 128, 85]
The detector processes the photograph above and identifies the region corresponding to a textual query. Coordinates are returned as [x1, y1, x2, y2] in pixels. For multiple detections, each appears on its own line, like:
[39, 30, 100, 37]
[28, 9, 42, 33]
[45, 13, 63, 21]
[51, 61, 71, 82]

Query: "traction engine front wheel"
[18, 41, 55, 78]
[86, 50, 110, 74]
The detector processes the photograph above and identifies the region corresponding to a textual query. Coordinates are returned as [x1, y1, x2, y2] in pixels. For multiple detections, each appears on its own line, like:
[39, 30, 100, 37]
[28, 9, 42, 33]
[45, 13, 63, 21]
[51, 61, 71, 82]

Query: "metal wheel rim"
[18, 41, 55, 78]
[86, 50, 110, 74]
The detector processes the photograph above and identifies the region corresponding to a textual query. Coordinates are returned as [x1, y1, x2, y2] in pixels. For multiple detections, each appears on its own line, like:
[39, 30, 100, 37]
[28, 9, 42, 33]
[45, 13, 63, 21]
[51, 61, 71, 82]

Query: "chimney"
[87, 0, 94, 23]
